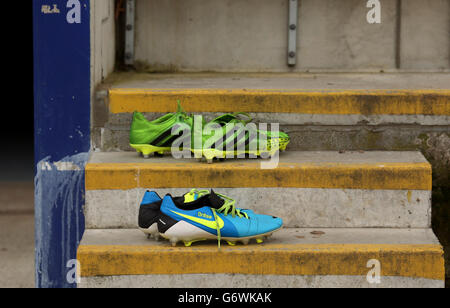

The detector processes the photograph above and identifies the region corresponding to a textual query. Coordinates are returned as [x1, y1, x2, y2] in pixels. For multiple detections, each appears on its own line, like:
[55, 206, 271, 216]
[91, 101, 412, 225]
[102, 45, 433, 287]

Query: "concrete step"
[93, 72, 450, 152]
[85, 151, 431, 229]
[77, 228, 444, 288]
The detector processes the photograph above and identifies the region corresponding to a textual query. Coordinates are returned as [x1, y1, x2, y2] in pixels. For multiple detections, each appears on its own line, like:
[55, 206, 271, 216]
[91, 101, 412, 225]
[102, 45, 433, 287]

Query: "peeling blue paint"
[34, 0, 90, 288]
[35, 153, 88, 288]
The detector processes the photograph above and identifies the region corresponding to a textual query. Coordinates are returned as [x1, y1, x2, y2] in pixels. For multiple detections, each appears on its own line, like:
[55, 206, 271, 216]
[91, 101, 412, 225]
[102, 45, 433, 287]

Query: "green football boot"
[130, 103, 193, 158]
[191, 113, 290, 163]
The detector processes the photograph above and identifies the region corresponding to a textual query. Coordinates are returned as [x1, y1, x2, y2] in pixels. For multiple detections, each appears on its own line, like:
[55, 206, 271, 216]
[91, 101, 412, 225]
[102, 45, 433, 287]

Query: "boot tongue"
[208, 190, 225, 209]
[181, 190, 225, 209]
[184, 192, 198, 203]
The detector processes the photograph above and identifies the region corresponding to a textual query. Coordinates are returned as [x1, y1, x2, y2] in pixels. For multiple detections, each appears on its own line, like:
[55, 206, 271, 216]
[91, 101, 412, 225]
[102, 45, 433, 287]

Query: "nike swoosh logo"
[170, 210, 225, 230]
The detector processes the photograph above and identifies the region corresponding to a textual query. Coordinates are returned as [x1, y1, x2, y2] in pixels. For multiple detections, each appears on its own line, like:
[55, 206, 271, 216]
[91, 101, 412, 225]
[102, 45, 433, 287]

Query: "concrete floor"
[0, 182, 34, 288]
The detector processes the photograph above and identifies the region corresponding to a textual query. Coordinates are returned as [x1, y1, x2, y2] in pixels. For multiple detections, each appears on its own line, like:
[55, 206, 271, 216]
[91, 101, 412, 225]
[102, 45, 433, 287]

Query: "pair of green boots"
[129, 103, 290, 163]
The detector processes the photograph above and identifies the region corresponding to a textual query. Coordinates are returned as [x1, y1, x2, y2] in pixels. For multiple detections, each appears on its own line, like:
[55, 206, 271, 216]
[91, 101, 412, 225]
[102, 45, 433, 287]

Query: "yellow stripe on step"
[85, 161, 431, 191]
[77, 243, 444, 280]
[109, 89, 450, 115]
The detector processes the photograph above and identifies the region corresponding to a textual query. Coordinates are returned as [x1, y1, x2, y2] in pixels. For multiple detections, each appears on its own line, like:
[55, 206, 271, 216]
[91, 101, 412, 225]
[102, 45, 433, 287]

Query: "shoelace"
[176, 100, 192, 121]
[185, 189, 249, 249]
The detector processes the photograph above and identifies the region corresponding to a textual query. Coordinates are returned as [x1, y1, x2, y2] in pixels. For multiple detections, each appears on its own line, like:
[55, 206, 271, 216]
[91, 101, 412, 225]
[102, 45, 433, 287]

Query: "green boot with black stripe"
[129, 103, 193, 158]
[191, 113, 290, 163]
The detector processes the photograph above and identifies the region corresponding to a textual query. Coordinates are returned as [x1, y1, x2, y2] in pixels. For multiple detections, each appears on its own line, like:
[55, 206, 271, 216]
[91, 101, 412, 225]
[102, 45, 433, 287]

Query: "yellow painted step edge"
[77, 243, 444, 280]
[109, 89, 450, 115]
[85, 162, 431, 191]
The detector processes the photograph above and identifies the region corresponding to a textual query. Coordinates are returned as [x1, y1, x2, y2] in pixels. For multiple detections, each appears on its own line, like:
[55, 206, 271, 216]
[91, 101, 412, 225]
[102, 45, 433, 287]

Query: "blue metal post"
[33, 0, 91, 288]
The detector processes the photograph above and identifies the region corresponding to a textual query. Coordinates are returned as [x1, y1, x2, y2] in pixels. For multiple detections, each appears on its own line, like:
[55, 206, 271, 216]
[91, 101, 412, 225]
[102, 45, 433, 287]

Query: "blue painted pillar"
[33, 0, 91, 288]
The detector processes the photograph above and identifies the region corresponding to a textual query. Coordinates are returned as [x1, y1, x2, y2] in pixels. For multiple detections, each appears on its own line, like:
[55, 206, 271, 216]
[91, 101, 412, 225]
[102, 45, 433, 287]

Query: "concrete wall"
[91, 0, 116, 139]
[134, 0, 449, 72]
[401, 0, 450, 70]
[91, 0, 116, 88]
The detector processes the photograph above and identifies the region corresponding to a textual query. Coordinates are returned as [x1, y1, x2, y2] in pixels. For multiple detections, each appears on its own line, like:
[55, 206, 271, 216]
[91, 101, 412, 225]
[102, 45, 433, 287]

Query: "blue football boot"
[138, 191, 163, 239]
[157, 189, 283, 247]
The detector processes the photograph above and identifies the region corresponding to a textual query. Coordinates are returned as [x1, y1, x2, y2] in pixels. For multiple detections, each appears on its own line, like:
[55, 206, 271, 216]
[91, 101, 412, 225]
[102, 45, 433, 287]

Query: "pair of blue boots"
[138, 189, 283, 248]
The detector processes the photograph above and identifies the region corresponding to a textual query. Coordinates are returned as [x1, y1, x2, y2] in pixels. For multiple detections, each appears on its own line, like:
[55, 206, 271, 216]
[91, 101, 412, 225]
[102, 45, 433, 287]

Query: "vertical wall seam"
[395, 0, 402, 69]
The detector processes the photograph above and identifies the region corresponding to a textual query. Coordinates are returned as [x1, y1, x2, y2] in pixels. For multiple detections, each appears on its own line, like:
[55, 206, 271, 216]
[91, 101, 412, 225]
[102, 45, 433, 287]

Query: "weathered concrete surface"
[133, 0, 449, 72]
[0, 214, 35, 288]
[420, 132, 450, 287]
[401, 0, 450, 70]
[103, 72, 450, 90]
[91, 0, 116, 142]
[93, 72, 450, 151]
[287, 127, 450, 151]
[0, 182, 34, 215]
[135, 0, 288, 72]
[81, 228, 441, 246]
[419, 133, 450, 190]
[85, 187, 430, 229]
[85, 151, 431, 191]
[77, 228, 444, 288]
[95, 124, 450, 153]
[298, 0, 397, 71]
[109, 112, 450, 127]
[84, 151, 432, 228]
[90, 0, 115, 89]
[106, 87, 450, 124]
[90, 72, 449, 285]
[79, 274, 443, 288]
[89, 149, 430, 165]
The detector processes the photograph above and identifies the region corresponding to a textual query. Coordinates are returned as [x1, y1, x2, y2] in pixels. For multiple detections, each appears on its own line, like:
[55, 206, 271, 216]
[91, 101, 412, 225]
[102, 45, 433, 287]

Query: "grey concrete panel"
[79, 274, 444, 288]
[85, 187, 431, 229]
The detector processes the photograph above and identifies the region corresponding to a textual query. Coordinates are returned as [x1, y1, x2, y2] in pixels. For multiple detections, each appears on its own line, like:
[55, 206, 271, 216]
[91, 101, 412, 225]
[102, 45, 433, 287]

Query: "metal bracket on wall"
[288, 0, 298, 66]
[125, 0, 135, 66]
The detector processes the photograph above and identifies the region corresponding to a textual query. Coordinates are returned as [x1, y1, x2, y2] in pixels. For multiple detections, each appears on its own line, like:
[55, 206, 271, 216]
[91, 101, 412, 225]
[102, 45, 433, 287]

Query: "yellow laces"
[185, 189, 249, 249]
